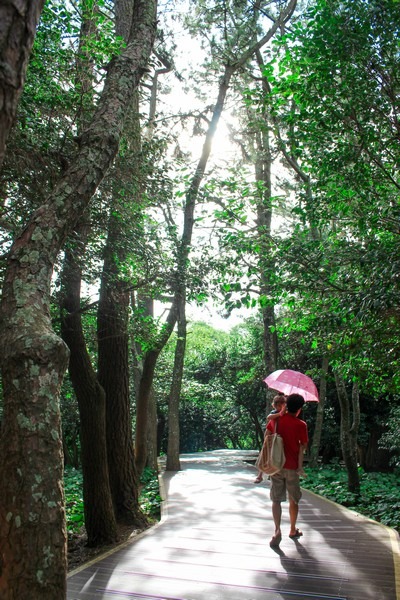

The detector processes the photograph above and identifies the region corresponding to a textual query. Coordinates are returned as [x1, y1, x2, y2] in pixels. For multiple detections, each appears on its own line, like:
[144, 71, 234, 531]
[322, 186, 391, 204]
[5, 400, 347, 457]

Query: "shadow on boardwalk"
[67, 449, 400, 600]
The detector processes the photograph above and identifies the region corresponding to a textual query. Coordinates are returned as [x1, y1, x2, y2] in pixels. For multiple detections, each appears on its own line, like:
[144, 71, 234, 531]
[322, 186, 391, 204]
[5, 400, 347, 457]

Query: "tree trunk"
[0, 276, 69, 599]
[250, 409, 265, 448]
[0, 0, 45, 169]
[309, 355, 329, 467]
[135, 348, 162, 475]
[146, 387, 159, 470]
[97, 227, 146, 526]
[97, 88, 146, 526]
[59, 2, 117, 547]
[254, 50, 283, 374]
[60, 223, 118, 546]
[166, 294, 187, 471]
[255, 121, 278, 373]
[131, 294, 158, 470]
[334, 372, 360, 494]
[0, 2, 157, 596]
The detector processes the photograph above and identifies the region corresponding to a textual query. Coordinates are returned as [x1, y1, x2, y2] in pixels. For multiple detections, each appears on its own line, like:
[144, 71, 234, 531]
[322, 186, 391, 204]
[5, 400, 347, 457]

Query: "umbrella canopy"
[264, 369, 319, 402]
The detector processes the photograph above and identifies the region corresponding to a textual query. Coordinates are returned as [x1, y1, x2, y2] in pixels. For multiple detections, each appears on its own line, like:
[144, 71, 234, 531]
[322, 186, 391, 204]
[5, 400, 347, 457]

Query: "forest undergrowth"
[300, 465, 400, 533]
[66, 467, 161, 571]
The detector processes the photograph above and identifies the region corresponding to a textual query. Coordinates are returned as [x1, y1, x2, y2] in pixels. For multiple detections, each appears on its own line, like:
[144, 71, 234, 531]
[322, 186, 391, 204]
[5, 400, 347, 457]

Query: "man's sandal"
[289, 528, 303, 539]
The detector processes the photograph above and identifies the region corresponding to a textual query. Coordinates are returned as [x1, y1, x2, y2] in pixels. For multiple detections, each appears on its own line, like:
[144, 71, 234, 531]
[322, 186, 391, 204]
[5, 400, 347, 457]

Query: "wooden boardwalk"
[67, 450, 400, 600]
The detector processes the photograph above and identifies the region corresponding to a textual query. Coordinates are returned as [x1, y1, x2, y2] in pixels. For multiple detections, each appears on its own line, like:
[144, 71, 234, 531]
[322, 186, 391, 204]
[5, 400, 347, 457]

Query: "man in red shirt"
[266, 393, 308, 548]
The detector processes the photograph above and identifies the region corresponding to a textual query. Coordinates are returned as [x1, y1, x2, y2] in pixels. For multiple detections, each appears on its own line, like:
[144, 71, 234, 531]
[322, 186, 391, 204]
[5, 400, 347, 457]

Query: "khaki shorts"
[270, 469, 302, 504]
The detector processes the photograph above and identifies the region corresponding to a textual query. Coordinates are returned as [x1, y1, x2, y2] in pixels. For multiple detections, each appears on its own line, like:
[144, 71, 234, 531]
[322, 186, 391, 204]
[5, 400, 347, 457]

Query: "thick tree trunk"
[334, 372, 360, 494]
[166, 295, 187, 471]
[309, 355, 329, 467]
[0, 2, 157, 596]
[97, 225, 146, 526]
[0, 0, 45, 169]
[0, 276, 69, 599]
[60, 225, 118, 546]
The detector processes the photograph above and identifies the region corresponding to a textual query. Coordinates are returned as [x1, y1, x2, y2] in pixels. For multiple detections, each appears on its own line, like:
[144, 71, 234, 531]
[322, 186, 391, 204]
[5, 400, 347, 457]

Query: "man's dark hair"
[286, 393, 305, 413]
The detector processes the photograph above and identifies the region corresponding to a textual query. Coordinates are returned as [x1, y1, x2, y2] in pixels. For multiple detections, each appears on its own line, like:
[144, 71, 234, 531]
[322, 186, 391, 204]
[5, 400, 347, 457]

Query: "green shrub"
[302, 466, 400, 532]
[64, 467, 84, 532]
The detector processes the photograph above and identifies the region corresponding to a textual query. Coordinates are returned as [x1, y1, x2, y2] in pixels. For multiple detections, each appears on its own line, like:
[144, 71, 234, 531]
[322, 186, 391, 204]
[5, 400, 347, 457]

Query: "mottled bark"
[0, 0, 45, 169]
[0, 2, 157, 597]
[0, 210, 70, 600]
[60, 224, 118, 546]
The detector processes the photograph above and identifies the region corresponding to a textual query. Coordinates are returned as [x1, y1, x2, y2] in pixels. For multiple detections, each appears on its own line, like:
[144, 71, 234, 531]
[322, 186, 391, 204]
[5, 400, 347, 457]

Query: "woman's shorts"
[270, 469, 302, 504]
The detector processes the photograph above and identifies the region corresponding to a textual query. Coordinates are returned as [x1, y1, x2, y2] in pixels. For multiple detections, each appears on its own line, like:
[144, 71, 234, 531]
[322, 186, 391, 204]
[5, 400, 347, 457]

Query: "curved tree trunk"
[0, 2, 157, 597]
[134, 61, 233, 472]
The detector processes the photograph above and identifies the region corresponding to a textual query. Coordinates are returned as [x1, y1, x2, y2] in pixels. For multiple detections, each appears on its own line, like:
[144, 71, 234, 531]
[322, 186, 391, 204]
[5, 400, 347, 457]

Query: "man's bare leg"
[289, 497, 302, 537]
[270, 501, 282, 546]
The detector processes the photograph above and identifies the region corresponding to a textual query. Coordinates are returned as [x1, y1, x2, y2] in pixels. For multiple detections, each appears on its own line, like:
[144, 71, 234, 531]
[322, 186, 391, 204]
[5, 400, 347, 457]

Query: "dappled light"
[67, 451, 398, 599]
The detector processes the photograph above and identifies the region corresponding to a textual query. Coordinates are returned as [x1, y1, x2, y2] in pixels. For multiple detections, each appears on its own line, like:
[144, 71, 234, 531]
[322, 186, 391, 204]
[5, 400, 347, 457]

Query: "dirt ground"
[68, 523, 149, 572]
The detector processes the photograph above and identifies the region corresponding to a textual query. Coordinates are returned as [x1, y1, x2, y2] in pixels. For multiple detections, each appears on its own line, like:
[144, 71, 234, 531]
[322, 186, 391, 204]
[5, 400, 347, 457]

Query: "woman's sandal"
[254, 475, 263, 484]
[289, 528, 303, 539]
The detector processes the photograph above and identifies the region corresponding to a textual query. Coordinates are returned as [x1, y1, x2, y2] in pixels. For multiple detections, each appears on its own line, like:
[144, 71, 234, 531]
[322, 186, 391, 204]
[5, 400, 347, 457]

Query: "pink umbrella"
[264, 369, 319, 402]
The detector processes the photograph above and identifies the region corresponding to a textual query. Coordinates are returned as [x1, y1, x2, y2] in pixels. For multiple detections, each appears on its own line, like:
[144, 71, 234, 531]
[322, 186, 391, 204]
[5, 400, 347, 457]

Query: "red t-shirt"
[267, 413, 308, 470]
